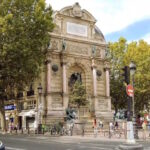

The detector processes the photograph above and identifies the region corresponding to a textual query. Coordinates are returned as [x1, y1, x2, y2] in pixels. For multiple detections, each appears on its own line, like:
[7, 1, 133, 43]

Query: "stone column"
[104, 63, 111, 111]
[62, 62, 67, 93]
[92, 59, 98, 112]
[92, 59, 97, 96]
[105, 68, 110, 96]
[45, 59, 52, 112]
[46, 60, 51, 93]
[62, 62, 68, 109]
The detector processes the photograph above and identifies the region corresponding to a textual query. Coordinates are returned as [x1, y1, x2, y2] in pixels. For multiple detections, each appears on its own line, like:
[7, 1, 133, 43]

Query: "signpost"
[126, 85, 134, 97]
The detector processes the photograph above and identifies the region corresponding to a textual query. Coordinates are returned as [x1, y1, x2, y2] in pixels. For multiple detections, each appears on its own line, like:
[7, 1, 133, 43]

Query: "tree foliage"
[69, 81, 88, 108]
[0, 0, 54, 131]
[125, 40, 150, 111]
[0, 0, 54, 95]
[108, 37, 150, 113]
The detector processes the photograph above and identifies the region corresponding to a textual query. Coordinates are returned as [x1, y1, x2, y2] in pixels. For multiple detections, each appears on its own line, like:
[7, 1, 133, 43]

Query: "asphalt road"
[0, 134, 150, 150]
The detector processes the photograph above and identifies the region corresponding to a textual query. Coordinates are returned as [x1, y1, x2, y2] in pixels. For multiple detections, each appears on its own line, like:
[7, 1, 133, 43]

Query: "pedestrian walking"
[109, 122, 114, 138]
[93, 118, 98, 137]
[115, 121, 119, 130]
[99, 120, 103, 129]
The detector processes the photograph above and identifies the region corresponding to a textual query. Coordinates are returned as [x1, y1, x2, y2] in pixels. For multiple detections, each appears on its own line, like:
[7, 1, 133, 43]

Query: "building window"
[27, 100, 36, 109]
[27, 90, 34, 96]
[27, 84, 34, 96]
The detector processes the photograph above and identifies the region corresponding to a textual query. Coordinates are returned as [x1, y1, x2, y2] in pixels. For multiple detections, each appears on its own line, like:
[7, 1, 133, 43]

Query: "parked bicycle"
[104, 129, 122, 138]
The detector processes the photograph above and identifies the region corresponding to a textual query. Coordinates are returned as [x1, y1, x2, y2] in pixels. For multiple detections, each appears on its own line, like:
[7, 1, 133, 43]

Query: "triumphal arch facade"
[43, 3, 112, 124]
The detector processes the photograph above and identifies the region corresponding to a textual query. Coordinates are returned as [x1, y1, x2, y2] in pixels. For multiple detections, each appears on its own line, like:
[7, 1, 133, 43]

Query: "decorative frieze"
[67, 43, 89, 55]
[50, 40, 59, 50]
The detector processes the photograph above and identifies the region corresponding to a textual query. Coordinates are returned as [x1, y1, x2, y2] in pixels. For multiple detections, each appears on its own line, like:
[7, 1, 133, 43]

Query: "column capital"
[91, 58, 97, 69]
[104, 62, 110, 71]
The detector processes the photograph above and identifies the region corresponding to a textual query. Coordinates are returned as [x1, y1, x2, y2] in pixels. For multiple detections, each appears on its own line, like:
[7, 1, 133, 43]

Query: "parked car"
[0, 141, 5, 150]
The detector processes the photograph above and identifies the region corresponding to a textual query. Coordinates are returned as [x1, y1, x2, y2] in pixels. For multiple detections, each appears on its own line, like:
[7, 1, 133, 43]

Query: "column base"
[116, 143, 143, 150]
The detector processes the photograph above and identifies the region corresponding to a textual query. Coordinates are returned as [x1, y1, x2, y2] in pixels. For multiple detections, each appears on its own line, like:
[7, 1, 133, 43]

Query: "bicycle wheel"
[104, 131, 110, 138]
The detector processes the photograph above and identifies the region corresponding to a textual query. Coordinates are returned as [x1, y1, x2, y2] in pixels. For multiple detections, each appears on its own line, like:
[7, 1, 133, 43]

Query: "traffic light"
[122, 66, 130, 84]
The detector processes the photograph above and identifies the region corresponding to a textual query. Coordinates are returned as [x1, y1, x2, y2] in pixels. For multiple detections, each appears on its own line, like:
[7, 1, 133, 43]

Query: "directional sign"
[126, 85, 134, 97]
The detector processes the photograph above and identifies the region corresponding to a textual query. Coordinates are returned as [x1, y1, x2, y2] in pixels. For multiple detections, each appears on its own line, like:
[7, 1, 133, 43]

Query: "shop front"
[18, 110, 36, 130]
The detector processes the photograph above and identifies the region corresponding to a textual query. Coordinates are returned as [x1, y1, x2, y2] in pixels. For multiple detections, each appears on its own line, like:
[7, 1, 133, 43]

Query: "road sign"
[126, 85, 134, 97]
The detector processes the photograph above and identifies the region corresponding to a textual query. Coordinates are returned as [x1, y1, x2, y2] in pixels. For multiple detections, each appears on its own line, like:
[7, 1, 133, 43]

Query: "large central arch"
[67, 63, 90, 117]
[68, 63, 86, 95]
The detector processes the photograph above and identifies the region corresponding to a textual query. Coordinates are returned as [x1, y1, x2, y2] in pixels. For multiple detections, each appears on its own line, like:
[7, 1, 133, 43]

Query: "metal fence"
[1, 124, 150, 141]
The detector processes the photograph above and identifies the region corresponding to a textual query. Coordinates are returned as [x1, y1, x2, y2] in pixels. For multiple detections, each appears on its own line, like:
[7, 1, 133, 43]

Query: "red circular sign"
[126, 85, 134, 97]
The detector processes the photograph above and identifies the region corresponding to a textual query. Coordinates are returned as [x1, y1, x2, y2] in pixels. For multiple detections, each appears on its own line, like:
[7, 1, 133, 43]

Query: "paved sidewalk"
[1, 130, 150, 143]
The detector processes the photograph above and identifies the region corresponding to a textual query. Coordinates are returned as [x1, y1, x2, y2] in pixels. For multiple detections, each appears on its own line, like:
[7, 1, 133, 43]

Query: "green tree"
[108, 37, 150, 114]
[108, 37, 128, 113]
[124, 40, 150, 112]
[0, 0, 54, 131]
[69, 81, 88, 119]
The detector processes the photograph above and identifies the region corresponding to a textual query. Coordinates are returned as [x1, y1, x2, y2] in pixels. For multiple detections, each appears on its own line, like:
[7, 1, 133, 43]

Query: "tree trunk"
[0, 99, 7, 132]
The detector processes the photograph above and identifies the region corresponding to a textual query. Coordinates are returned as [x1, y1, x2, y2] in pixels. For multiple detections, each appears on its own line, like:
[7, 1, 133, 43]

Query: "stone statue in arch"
[92, 45, 96, 57]
[69, 72, 82, 88]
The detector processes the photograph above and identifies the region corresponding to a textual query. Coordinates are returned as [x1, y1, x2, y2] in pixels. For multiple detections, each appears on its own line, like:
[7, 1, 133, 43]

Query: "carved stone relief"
[72, 2, 82, 17]
[96, 48, 101, 58]
[67, 43, 89, 55]
[98, 98, 108, 111]
[91, 46, 101, 58]
[50, 40, 59, 50]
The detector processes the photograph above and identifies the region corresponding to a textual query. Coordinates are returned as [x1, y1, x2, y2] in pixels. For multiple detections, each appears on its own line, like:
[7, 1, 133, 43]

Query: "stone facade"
[2, 3, 113, 131]
[43, 3, 112, 124]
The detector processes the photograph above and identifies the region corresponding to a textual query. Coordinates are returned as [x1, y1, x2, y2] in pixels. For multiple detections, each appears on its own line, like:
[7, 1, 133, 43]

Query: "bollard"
[15, 128, 17, 134]
[109, 126, 111, 139]
[27, 127, 30, 134]
[21, 128, 23, 134]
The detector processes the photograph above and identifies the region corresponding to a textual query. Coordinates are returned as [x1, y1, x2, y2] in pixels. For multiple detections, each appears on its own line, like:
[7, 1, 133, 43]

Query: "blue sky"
[106, 18, 150, 42]
[46, 0, 150, 43]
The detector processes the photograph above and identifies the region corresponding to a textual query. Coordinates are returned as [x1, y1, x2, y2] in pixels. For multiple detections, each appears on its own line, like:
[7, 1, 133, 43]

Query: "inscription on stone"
[67, 22, 88, 37]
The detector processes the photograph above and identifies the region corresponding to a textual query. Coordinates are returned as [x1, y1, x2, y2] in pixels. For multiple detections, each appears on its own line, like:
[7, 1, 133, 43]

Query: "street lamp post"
[117, 62, 143, 150]
[37, 83, 43, 134]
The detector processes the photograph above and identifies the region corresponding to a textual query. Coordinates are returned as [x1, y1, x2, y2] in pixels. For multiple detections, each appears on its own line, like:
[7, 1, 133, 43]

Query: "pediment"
[58, 3, 96, 23]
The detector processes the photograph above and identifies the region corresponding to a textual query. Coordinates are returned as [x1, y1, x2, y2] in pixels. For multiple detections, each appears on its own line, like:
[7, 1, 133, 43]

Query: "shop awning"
[19, 110, 36, 117]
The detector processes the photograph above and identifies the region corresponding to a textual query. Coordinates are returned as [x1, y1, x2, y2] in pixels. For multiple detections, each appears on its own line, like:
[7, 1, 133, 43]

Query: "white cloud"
[142, 33, 150, 43]
[46, 0, 150, 35]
